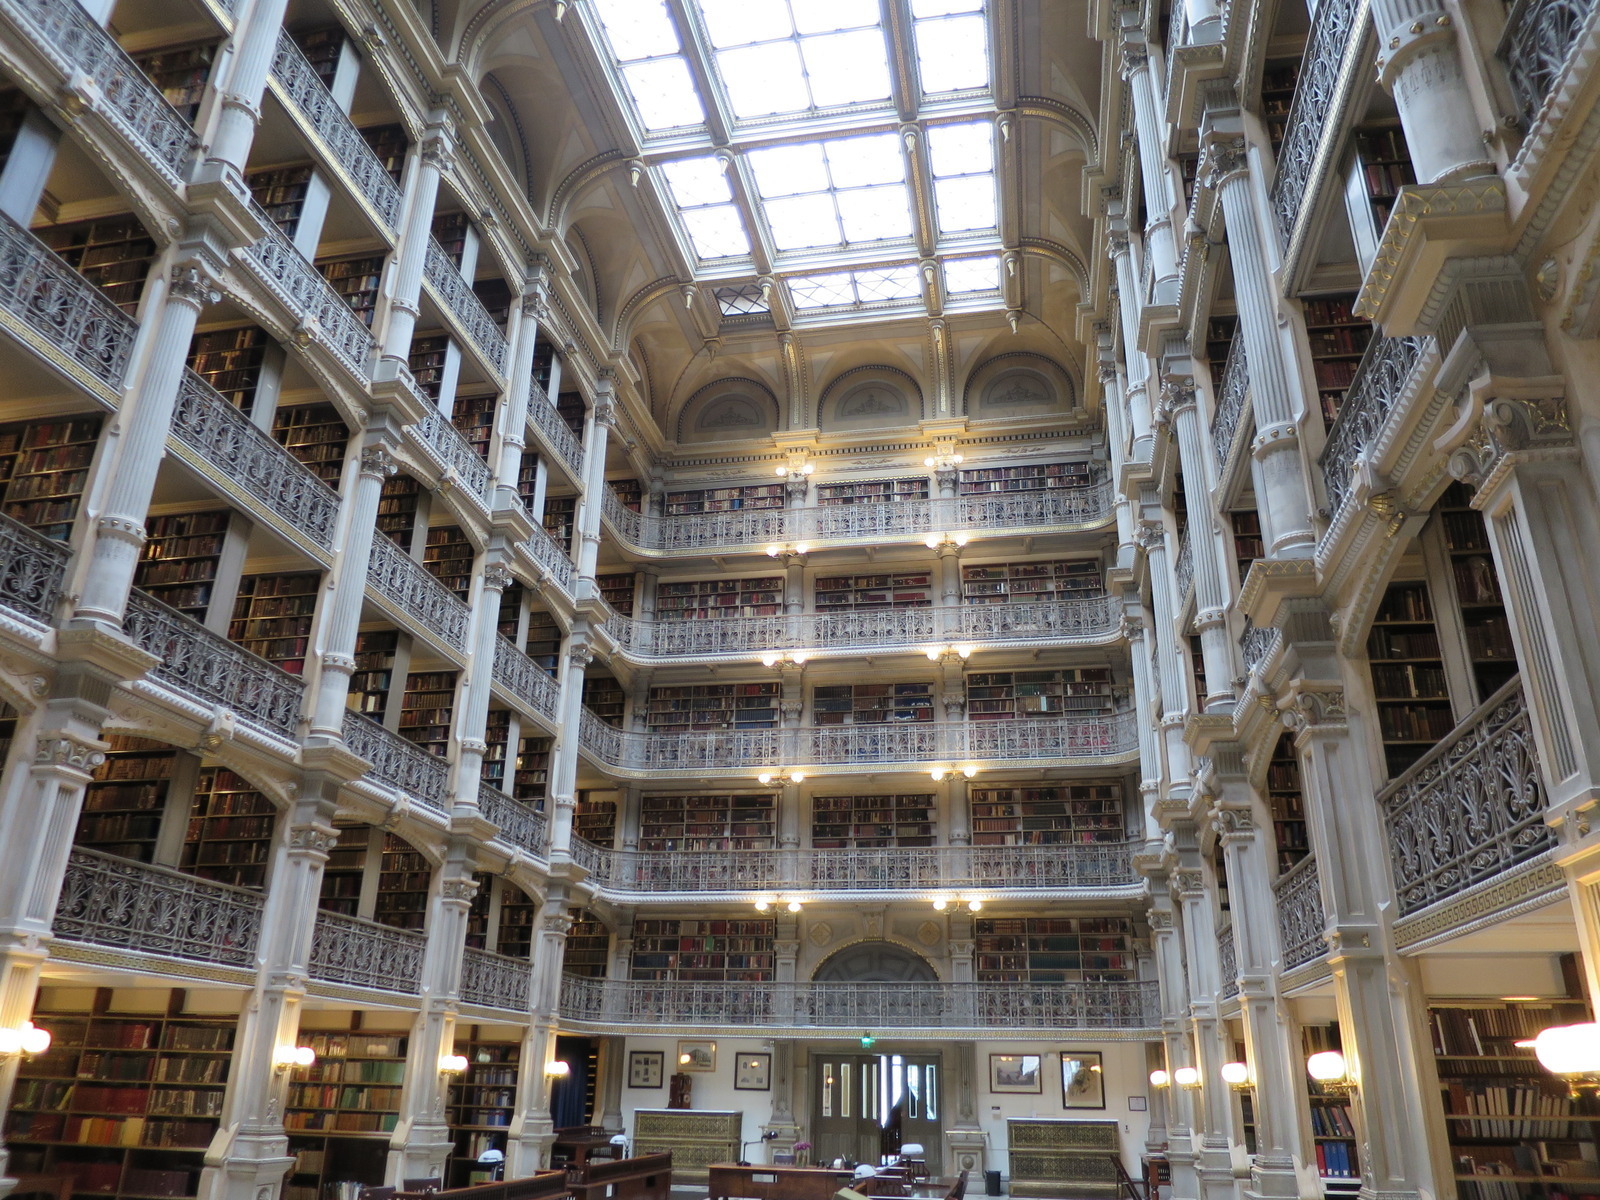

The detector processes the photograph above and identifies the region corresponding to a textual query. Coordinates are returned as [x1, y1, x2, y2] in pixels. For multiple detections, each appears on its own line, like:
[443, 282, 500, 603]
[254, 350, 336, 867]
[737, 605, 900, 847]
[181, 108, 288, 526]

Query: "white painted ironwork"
[529, 378, 585, 475]
[1240, 621, 1278, 673]
[241, 210, 375, 380]
[342, 710, 449, 812]
[1174, 526, 1194, 605]
[478, 784, 547, 857]
[423, 238, 508, 374]
[366, 530, 470, 649]
[1500, 0, 1600, 131]
[568, 834, 612, 881]
[1209, 333, 1248, 472]
[523, 521, 575, 593]
[1274, 855, 1326, 970]
[492, 636, 561, 720]
[460, 946, 532, 1010]
[1318, 335, 1429, 514]
[0, 510, 67, 624]
[1269, 0, 1364, 244]
[1218, 922, 1239, 999]
[413, 408, 492, 504]
[309, 910, 424, 992]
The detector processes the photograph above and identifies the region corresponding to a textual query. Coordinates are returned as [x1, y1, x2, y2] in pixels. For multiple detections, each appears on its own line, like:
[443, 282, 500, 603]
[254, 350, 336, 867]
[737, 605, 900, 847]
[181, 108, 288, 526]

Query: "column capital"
[1280, 683, 1347, 733]
[33, 733, 107, 777]
[1201, 135, 1249, 189]
[1134, 520, 1167, 552]
[360, 445, 400, 480]
[169, 261, 224, 310]
[481, 563, 515, 593]
[1441, 379, 1572, 498]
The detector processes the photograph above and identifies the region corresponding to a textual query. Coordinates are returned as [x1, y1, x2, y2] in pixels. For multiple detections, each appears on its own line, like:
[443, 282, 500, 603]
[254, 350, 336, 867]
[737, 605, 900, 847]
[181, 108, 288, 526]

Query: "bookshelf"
[497, 586, 523, 641]
[644, 682, 780, 733]
[423, 525, 474, 599]
[374, 832, 430, 931]
[965, 668, 1114, 720]
[1265, 733, 1309, 875]
[513, 735, 551, 808]
[317, 824, 369, 917]
[272, 405, 348, 486]
[451, 393, 497, 460]
[1351, 124, 1416, 230]
[228, 572, 320, 675]
[347, 631, 398, 721]
[317, 254, 386, 327]
[610, 479, 643, 512]
[582, 674, 625, 727]
[598, 572, 636, 615]
[1438, 484, 1517, 701]
[482, 708, 510, 790]
[639, 793, 776, 851]
[78, 737, 178, 863]
[0, 416, 103, 540]
[542, 495, 576, 553]
[283, 1018, 410, 1200]
[1203, 315, 1238, 388]
[38, 217, 157, 313]
[473, 279, 512, 326]
[563, 909, 610, 977]
[956, 462, 1094, 494]
[6, 991, 237, 1200]
[517, 454, 540, 509]
[812, 793, 935, 848]
[1367, 581, 1454, 779]
[409, 334, 451, 402]
[573, 794, 616, 848]
[446, 1028, 521, 1186]
[961, 559, 1102, 603]
[188, 325, 271, 413]
[246, 165, 314, 238]
[812, 683, 933, 725]
[816, 478, 929, 505]
[556, 394, 586, 438]
[1231, 511, 1263, 586]
[525, 610, 560, 675]
[664, 484, 784, 515]
[1302, 1025, 1359, 1187]
[973, 916, 1135, 982]
[1302, 295, 1372, 425]
[656, 576, 783, 620]
[433, 212, 471, 266]
[134, 511, 230, 620]
[359, 125, 408, 182]
[293, 28, 344, 88]
[969, 782, 1126, 846]
[1260, 60, 1300, 153]
[464, 876, 535, 956]
[399, 671, 457, 757]
[630, 917, 775, 982]
[178, 768, 276, 890]
[377, 474, 420, 547]
[814, 572, 931, 611]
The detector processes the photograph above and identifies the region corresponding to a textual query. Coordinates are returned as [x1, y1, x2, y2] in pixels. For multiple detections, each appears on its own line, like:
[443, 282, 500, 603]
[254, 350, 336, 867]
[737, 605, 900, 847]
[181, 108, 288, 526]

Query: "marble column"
[1118, 26, 1181, 303]
[452, 558, 515, 805]
[1371, 0, 1495, 183]
[1147, 878, 1200, 1200]
[575, 380, 616, 598]
[546, 632, 595, 859]
[1135, 514, 1193, 800]
[509, 896, 571, 1173]
[378, 123, 450, 369]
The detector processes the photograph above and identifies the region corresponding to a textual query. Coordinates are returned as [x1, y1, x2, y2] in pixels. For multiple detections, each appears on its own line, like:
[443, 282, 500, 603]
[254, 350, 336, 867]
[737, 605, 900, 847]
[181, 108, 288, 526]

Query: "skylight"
[911, 0, 990, 94]
[659, 157, 751, 258]
[748, 134, 913, 251]
[943, 254, 1002, 294]
[927, 122, 997, 233]
[696, 0, 892, 119]
[591, 0, 705, 130]
[789, 264, 922, 309]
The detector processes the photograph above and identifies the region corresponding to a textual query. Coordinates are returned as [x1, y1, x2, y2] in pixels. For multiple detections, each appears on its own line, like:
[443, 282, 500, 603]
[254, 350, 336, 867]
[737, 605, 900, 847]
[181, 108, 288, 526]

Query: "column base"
[944, 1128, 986, 1176]
[1241, 1154, 1306, 1200]
[195, 1127, 294, 1200]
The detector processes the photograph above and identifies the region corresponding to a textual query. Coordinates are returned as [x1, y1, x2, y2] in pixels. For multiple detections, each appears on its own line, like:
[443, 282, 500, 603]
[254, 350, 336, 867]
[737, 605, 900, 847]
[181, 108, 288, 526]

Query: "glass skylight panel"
[591, 0, 706, 131]
[660, 157, 751, 258]
[789, 272, 857, 308]
[911, 0, 989, 95]
[715, 283, 770, 316]
[943, 255, 1001, 294]
[748, 134, 913, 252]
[788, 265, 920, 309]
[927, 121, 997, 233]
[694, 0, 891, 119]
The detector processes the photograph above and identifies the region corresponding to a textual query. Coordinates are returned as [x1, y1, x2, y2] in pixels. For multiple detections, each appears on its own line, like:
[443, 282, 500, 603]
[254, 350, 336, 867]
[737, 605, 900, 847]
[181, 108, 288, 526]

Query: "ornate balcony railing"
[342, 711, 449, 812]
[1318, 335, 1428, 514]
[602, 485, 643, 543]
[1209, 334, 1248, 470]
[0, 209, 136, 389]
[492, 636, 561, 721]
[524, 522, 575, 594]
[1269, 0, 1364, 245]
[478, 784, 547, 857]
[309, 910, 424, 992]
[413, 409, 492, 506]
[269, 31, 402, 229]
[558, 976, 1159, 1031]
[1380, 679, 1552, 918]
[54, 848, 263, 968]
[1274, 855, 1326, 970]
[124, 589, 305, 739]
[529, 379, 586, 476]
[241, 211, 375, 381]
[1174, 527, 1194, 605]
[424, 239, 508, 375]
[1499, 0, 1600, 132]
[1240, 621, 1278, 673]
[174, 371, 340, 549]
[0, 0, 199, 183]
[460, 946, 532, 1011]
[1218, 922, 1239, 1000]
[366, 530, 469, 650]
[0, 510, 67, 625]
[568, 834, 612, 881]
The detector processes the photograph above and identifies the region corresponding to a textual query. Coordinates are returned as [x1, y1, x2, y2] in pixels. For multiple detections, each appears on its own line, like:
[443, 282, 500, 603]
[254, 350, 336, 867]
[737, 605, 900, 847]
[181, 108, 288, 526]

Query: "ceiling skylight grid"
[590, 0, 706, 131]
[789, 264, 922, 310]
[927, 121, 998, 234]
[748, 133, 915, 252]
[910, 0, 990, 95]
[659, 156, 752, 258]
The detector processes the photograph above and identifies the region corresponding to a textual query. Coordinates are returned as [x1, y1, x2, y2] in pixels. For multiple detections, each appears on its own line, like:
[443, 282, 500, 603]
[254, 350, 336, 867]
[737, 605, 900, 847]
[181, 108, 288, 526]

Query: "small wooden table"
[553, 1132, 620, 1167]
[707, 1163, 856, 1200]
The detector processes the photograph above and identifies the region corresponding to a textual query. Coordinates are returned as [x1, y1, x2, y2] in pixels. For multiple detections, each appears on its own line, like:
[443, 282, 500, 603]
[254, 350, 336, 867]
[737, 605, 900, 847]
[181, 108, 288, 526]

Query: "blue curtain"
[551, 1036, 591, 1128]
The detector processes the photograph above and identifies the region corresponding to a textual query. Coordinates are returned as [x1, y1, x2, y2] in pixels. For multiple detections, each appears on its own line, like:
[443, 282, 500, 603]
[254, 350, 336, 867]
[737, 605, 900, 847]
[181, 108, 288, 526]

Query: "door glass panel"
[907, 1062, 921, 1119]
[925, 1064, 937, 1118]
[823, 1062, 834, 1117]
[842, 1061, 852, 1117]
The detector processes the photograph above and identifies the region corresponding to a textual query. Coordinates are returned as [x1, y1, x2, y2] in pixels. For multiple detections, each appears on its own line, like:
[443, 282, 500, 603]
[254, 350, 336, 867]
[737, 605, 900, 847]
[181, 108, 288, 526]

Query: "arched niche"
[962, 353, 1076, 420]
[818, 366, 924, 432]
[676, 378, 780, 444]
[813, 940, 939, 983]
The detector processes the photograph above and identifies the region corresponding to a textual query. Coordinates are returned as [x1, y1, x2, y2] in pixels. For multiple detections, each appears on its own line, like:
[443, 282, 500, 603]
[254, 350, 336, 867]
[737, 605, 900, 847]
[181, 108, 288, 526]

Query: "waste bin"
[984, 1169, 1002, 1196]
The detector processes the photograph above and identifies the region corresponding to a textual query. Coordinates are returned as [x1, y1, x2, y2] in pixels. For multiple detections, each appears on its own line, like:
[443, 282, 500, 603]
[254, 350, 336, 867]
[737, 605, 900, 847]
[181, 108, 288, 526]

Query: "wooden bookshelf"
[956, 461, 1093, 494]
[473, 279, 511, 326]
[1302, 1025, 1359, 1186]
[134, 511, 230, 620]
[228, 572, 320, 676]
[1438, 483, 1517, 701]
[664, 483, 784, 515]
[1260, 60, 1300, 153]
[814, 572, 931, 611]
[812, 793, 935, 848]
[284, 1024, 408, 1140]
[78, 737, 178, 863]
[630, 918, 774, 982]
[974, 916, 1135, 982]
[377, 474, 420, 547]
[816, 477, 929, 505]
[292, 27, 345, 87]
[1204, 315, 1238, 388]
[38, 217, 157, 313]
[317, 253, 386, 327]
[525, 610, 560, 675]
[1303, 295, 1373, 425]
[272, 404, 347, 486]
[1231, 511, 1263, 586]
[0, 416, 103, 540]
[1351, 123, 1416, 230]
[965, 668, 1114, 720]
[517, 454, 541, 510]
[1266, 733, 1309, 875]
[446, 1027, 520, 1185]
[497, 586, 523, 641]
[374, 832, 430, 931]
[563, 909, 610, 977]
[179, 768, 276, 890]
[582, 674, 625, 727]
[188, 325, 271, 414]
[656, 576, 783, 620]
[464, 876, 535, 957]
[639, 793, 775, 851]
[400, 671, 457, 757]
[1367, 581, 1454, 779]
[409, 333, 451, 402]
[961, 559, 1101, 603]
[482, 708, 511, 791]
[573, 794, 616, 848]
[543, 495, 576, 553]
[644, 682, 780, 733]
[451, 393, 497, 460]
[598, 572, 636, 615]
[556, 394, 586, 438]
[423, 525, 474, 599]
[1187, 632, 1208, 708]
[317, 825, 369, 917]
[513, 735, 551, 809]
[246, 164, 314, 237]
[969, 782, 1126, 846]
[433, 212, 471, 266]
[347, 631, 398, 721]
[610, 478, 642, 512]
[812, 682, 933, 725]
[359, 125, 407, 182]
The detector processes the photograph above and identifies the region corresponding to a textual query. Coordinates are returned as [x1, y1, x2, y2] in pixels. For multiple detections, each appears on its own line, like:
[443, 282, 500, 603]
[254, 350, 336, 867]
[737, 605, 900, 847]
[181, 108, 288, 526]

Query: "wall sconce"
[0, 1021, 51, 1058]
[923, 531, 970, 551]
[754, 897, 803, 913]
[756, 768, 806, 785]
[544, 1060, 572, 1077]
[759, 651, 808, 668]
[764, 542, 810, 560]
[1521, 1022, 1600, 1094]
[928, 764, 978, 782]
[924, 448, 964, 472]
[775, 462, 816, 481]
[1172, 1066, 1201, 1089]
[1306, 1051, 1356, 1095]
[923, 644, 974, 662]
[273, 1045, 316, 1073]
[1148, 1069, 1170, 1088]
[1220, 1061, 1251, 1091]
[440, 1054, 469, 1075]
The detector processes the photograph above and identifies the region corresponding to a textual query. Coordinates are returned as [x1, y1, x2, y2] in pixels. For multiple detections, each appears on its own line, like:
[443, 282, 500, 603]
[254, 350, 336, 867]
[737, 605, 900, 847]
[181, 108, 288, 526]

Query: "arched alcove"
[812, 941, 938, 983]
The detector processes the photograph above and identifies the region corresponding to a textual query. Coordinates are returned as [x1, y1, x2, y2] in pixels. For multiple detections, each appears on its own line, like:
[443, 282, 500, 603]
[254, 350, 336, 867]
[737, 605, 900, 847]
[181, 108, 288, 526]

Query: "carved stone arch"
[456, 0, 540, 90]
[1018, 237, 1091, 299]
[612, 277, 688, 354]
[1015, 95, 1100, 165]
[548, 150, 631, 234]
[961, 352, 1077, 419]
[812, 939, 941, 983]
[480, 73, 533, 199]
[676, 377, 780, 443]
[816, 365, 924, 431]
[567, 225, 601, 322]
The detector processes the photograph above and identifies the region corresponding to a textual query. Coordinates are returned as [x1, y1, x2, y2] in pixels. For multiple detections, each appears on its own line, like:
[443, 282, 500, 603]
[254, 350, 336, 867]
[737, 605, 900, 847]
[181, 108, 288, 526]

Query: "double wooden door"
[811, 1053, 941, 1173]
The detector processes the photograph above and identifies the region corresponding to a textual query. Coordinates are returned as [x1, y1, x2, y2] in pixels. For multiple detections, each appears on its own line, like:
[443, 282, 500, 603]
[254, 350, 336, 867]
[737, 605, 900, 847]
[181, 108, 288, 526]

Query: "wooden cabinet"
[1006, 1119, 1120, 1198]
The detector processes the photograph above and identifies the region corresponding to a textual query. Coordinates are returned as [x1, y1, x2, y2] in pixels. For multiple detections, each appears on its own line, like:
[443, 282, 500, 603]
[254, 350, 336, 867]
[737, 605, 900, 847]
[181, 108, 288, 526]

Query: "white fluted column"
[378, 123, 450, 367]
[1148, 879, 1200, 1200]
[1372, 0, 1494, 183]
[204, 0, 295, 171]
[546, 634, 594, 859]
[1166, 384, 1238, 710]
[495, 279, 547, 511]
[452, 559, 514, 804]
[1135, 515, 1193, 798]
[1118, 30, 1181, 303]
[574, 378, 615, 598]
[1107, 224, 1155, 457]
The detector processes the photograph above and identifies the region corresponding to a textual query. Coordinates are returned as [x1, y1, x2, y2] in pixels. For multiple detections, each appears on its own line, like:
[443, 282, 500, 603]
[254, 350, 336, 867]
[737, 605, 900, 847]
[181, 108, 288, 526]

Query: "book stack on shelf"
[812, 683, 933, 725]
[1231, 512, 1263, 585]
[433, 212, 471, 266]
[1438, 484, 1517, 700]
[582, 674, 625, 727]
[496, 883, 536, 958]
[482, 709, 511, 790]
[525, 610, 560, 675]
[347, 631, 398, 721]
[246, 165, 313, 237]
[517, 454, 540, 510]
[573, 794, 616, 847]
[38, 217, 157, 313]
[377, 474, 420, 547]
[513, 735, 551, 808]
[563, 910, 610, 977]
[645, 682, 780, 733]
[961, 560, 1102, 604]
[0, 416, 104, 540]
[497, 586, 523, 641]
[229, 572, 320, 675]
[1367, 582, 1454, 778]
[814, 573, 930, 611]
[598, 573, 637, 615]
[472, 279, 512, 326]
[816, 478, 929, 505]
[179, 769, 276, 889]
[956, 462, 1093, 494]
[359, 125, 408, 182]
[409, 334, 451, 402]
[543, 496, 576, 553]
[271, 405, 348, 486]
[630, 918, 775, 982]
[639, 793, 776, 851]
[423, 525, 474, 599]
[446, 1029, 521, 1185]
[812, 793, 935, 848]
[399, 671, 457, 757]
[556, 394, 586, 437]
[610, 479, 643, 512]
[966, 668, 1114, 720]
[451, 394, 497, 460]
[374, 833, 430, 931]
[188, 326, 271, 413]
[134, 511, 230, 619]
[1265, 733, 1309, 874]
[657, 577, 784, 620]
[969, 782, 1126, 846]
[665, 484, 785, 514]
[1352, 124, 1417, 229]
[1260, 60, 1301, 152]
[1203, 315, 1238, 388]
[284, 1027, 408, 1136]
[317, 254, 387, 327]
[1302, 1025, 1358, 1190]
[317, 825, 370, 916]
[1302, 295, 1372, 424]
[974, 916, 1136, 982]
[293, 28, 345, 87]
[78, 737, 178, 862]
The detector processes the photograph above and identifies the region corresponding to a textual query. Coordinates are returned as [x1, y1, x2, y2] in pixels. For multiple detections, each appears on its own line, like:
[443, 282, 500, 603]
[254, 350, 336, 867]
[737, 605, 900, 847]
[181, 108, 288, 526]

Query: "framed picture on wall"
[629, 1050, 664, 1088]
[1061, 1051, 1105, 1109]
[677, 1039, 717, 1072]
[735, 1052, 772, 1090]
[988, 1054, 1042, 1094]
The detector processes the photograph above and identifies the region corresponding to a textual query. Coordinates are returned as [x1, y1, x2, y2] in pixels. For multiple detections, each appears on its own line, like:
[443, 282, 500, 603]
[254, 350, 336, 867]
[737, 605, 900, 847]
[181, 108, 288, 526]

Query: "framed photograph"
[734, 1052, 772, 1091]
[1061, 1051, 1105, 1109]
[1128, 1096, 1148, 1112]
[988, 1054, 1043, 1094]
[628, 1050, 664, 1089]
[676, 1039, 717, 1073]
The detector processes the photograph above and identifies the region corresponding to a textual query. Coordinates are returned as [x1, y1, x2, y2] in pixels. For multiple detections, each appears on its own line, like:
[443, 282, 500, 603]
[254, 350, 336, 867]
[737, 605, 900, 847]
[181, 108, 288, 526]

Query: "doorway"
[811, 1052, 941, 1174]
